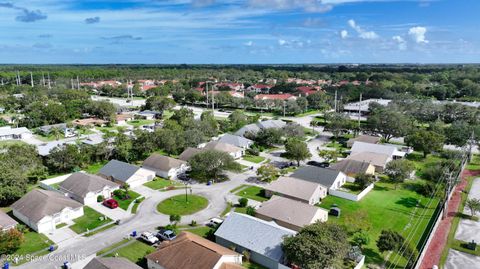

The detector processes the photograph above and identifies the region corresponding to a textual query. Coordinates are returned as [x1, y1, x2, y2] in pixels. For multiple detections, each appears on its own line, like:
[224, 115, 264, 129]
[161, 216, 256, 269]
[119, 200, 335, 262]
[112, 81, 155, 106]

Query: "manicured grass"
[451, 239, 480, 256]
[84, 223, 116, 237]
[157, 194, 209, 215]
[97, 238, 131, 256]
[295, 109, 322, 117]
[221, 202, 233, 217]
[131, 197, 145, 214]
[8, 230, 54, 265]
[242, 261, 268, 269]
[70, 206, 112, 234]
[0, 140, 28, 147]
[105, 240, 155, 268]
[144, 178, 182, 190]
[235, 186, 268, 202]
[114, 190, 141, 211]
[84, 161, 107, 174]
[318, 180, 440, 267]
[127, 119, 155, 127]
[339, 182, 364, 194]
[183, 226, 213, 238]
[466, 155, 480, 171]
[243, 155, 266, 163]
[230, 184, 248, 193]
[234, 207, 247, 214]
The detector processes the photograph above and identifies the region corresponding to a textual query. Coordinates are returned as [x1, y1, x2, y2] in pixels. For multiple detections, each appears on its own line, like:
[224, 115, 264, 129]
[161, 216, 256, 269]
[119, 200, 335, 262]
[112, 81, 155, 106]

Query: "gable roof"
[346, 152, 391, 168]
[179, 147, 203, 161]
[98, 160, 140, 183]
[60, 172, 119, 198]
[256, 196, 327, 228]
[347, 135, 381, 146]
[290, 166, 343, 188]
[350, 141, 396, 157]
[329, 159, 374, 175]
[11, 189, 82, 223]
[218, 134, 253, 148]
[0, 211, 18, 230]
[265, 176, 322, 201]
[0, 126, 31, 136]
[234, 123, 261, 136]
[143, 154, 187, 172]
[147, 232, 240, 269]
[204, 141, 242, 153]
[83, 257, 142, 269]
[257, 120, 286, 129]
[214, 213, 296, 262]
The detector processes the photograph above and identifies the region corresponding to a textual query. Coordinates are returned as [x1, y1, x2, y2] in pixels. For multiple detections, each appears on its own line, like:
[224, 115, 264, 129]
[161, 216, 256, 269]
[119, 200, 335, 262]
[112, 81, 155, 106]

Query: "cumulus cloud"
[0, 2, 47, 22]
[348, 19, 379, 40]
[248, 0, 332, 13]
[408, 26, 428, 44]
[340, 30, 348, 39]
[244, 41, 253, 46]
[278, 39, 287, 46]
[392, 35, 407, 50]
[85, 16, 100, 24]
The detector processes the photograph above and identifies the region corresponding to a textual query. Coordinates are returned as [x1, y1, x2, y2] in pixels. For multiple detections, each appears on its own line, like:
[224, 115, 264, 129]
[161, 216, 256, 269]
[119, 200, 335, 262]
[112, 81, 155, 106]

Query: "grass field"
[114, 190, 141, 211]
[183, 226, 213, 238]
[131, 197, 145, 214]
[127, 119, 155, 127]
[105, 240, 155, 268]
[235, 186, 268, 202]
[97, 238, 131, 256]
[319, 180, 440, 267]
[157, 194, 209, 215]
[144, 178, 182, 190]
[84, 161, 107, 174]
[13, 230, 53, 256]
[243, 155, 266, 163]
[70, 206, 112, 234]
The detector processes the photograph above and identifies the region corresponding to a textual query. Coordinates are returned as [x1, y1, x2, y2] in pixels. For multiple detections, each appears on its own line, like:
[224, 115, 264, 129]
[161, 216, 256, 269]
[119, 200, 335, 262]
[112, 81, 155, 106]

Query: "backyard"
[70, 206, 112, 234]
[157, 194, 209, 215]
[235, 185, 268, 202]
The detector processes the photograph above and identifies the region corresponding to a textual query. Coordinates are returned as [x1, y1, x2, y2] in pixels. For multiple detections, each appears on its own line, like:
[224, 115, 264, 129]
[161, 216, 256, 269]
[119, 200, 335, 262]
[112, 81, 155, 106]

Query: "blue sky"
[0, 0, 478, 64]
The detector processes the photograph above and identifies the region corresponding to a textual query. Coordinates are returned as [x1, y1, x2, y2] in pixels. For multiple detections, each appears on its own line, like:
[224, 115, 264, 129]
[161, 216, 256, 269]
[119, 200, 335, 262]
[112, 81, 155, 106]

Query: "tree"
[50, 127, 63, 140]
[324, 112, 352, 140]
[306, 92, 330, 110]
[283, 222, 350, 269]
[385, 160, 414, 189]
[466, 198, 480, 217]
[444, 121, 474, 147]
[238, 197, 248, 207]
[405, 130, 445, 158]
[367, 109, 412, 141]
[284, 138, 312, 166]
[377, 230, 404, 253]
[228, 110, 248, 131]
[46, 144, 84, 173]
[246, 206, 256, 216]
[188, 150, 241, 182]
[318, 149, 339, 163]
[145, 96, 176, 111]
[352, 231, 370, 250]
[169, 214, 181, 224]
[256, 164, 280, 182]
[355, 173, 374, 189]
[0, 228, 24, 255]
[282, 123, 305, 138]
[253, 128, 283, 147]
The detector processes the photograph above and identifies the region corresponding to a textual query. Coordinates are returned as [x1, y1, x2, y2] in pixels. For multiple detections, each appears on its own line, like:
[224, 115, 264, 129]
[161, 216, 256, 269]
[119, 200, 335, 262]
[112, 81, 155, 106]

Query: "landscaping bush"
[417, 182, 437, 197]
[113, 189, 130, 200]
[246, 148, 260, 156]
[238, 197, 248, 207]
[190, 220, 197, 227]
[246, 206, 256, 216]
[440, 149, 462, 160]
[355, 173, 374, 189]
[97, 195, 104, 202]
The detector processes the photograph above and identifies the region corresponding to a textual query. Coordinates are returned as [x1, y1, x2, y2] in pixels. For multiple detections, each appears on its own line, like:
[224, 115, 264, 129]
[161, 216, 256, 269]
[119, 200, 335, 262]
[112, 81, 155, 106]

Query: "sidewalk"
[419, 169, 480, 269]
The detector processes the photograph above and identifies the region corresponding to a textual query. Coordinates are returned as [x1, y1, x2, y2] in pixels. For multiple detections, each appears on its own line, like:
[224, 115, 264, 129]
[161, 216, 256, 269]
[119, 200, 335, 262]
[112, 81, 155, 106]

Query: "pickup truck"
[156, 229, 177, 241]
[140, 232, 159, 244]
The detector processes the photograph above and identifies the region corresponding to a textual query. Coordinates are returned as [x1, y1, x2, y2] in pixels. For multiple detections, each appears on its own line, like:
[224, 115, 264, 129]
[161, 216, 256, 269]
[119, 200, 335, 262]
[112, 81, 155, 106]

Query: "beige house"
[329, 159, 376, 176]
[203, 141, 244, 159]
[59, 172, 120, 205]
[0, 211, 18, 231]
[178, 147, 203, 162]
[98, 160, 156, 188]
[346, 135, 381, 148]
[256, 195, 328, 231]
[142, 154, 188, 179]
[83, 257, 142, 269]
[264, 176, 327, 205]
[346, 152, 392, 172]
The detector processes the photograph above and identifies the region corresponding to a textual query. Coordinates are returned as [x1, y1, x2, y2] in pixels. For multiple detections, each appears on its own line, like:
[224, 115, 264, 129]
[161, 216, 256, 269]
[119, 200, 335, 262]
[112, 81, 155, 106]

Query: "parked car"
[307, 160, 330, 168]
[140, 232, 160, 244]
[103, 199, 119, 209]
[156, 229, 177, 241]
[206, 217, 223, 227]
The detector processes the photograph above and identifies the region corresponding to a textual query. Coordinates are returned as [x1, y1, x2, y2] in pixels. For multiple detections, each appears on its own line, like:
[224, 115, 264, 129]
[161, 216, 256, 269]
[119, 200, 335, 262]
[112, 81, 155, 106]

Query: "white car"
[207, 217, 223, 227]
[140, 232, 159, 244]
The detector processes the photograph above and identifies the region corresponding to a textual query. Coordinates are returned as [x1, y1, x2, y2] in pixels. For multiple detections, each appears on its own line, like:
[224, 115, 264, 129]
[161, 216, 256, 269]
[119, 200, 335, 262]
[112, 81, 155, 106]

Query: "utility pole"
[358, 93, 362, 131]
[71, 79, 74, 90]
[443, 172, 453, 219]
[206, 82, 209, 108]
[211, 83, 215, 112]
[30, 72, 34, 87]
[16, 71, 20, 85]
[334, 90, 338, 113]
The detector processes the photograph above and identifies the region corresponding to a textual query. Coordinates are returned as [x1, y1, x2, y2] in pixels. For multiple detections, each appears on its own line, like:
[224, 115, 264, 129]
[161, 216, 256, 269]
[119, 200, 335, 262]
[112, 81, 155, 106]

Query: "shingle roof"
[204, 141, 242, 154]
[147, 232, 240, 269]
[346, 152, 390, 168]
[350, 141, 396, 157]
[265, 176, 322, 201]
[143, 154, 187, 172]
[234, 124, 261, 136]
[330, 159, 374, 175]
[11, 189, 82, 223]
[98, 160, 140, 183]
[60, 172, 119, 199]
[257, 120, 286, 129]
[0, 210, 18, 230]
[256, 196, 327, 228]
[218, 134, 253, 148]
[214, 213, 296, 262]
[0, 126, 31, 136]
[347, 135, 381, 146]
[83, 257, 143, 269]
[179, 147, 203, 161]
[290, 166, 342, 188]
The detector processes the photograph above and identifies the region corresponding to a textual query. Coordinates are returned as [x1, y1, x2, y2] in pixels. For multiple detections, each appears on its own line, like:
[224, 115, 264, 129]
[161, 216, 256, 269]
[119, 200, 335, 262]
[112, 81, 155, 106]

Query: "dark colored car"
[103, 198, 119, 209]
[307, 161, 330, 168]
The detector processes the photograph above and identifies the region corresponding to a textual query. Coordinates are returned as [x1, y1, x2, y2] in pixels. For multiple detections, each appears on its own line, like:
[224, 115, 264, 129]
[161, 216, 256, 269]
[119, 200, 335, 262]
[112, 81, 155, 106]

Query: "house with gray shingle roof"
[142, 154, 188, 179]
[0, 211, 18, 231]
[203, 141, 244, 159]
[218, 134, 253, 149]
[264, 176, 327, 205]
[215, 213, 296, 269]
[83, 257, 142, 269]
[98, 160, 156, 188]
[290, 166, 347, 191]
[59, 172, 120, 205]
[234, 120, 286, 137]
[179, 147, 203, 162]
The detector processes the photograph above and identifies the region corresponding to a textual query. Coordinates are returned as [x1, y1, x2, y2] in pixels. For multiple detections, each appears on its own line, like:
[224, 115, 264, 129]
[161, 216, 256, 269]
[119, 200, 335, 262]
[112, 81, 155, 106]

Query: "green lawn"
[319, 180, 440, 267]
[466, 155, 480, 171]
[131, 197, 145, 214]
[97, 238, 131, 256]
[105, 240, 155, 268]
[84, 161, 107, 174]
[70, 206, 112, 234]
[157, 194, 209, 215]
[127, 119, 155, 127]
[183, 226, 213, 238]
[114, 190, 141, 211]
[243, 155, 266, 163]
[0, 140, 28, 147]
[35, 133, 65, 142]
[235, 186, 268, 202]
[144, 178, 182, 190]
[13, 230, 53, 256]
[84, 223, 116, 237]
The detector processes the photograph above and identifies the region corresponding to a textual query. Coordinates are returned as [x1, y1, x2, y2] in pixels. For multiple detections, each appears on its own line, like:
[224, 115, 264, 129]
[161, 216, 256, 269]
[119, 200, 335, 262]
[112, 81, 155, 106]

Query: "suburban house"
[343, 99, 391, 116]
[59, 172, 120, 205]
[178, 147, 203, 162]
[264, 176, 327, 205]
[290, 166, 347, 192]
[73, 118, 108, 127]
[37, 140, 77, 156]
[98, 160, 156, 188]
[234, 120, 286, 137]
[0, 211, 18, 231]
[83, 257, 143, 269]
[329, 159, 376, 177]
[0, 126, 32, 140]
[146, 232, 243, 269]
[218, 134, 253, 149]
[255, 195, 328, 231]
[11, 189, 84, 233]
[253, 94, 297, 101]
[116, 113, 134, 124]
[142, 154, 188, 179]
[203, 141, 244, 159]
[39, 123, 76, 138]
[350, 141, 406, 159]
[346, 135, 381, 148]
[136, 110, 162, 120]
[247, 84, 273, 93]
[215, 213, 296, 269]
[346, 152, 391, 172]
[234, 124, 261, 137]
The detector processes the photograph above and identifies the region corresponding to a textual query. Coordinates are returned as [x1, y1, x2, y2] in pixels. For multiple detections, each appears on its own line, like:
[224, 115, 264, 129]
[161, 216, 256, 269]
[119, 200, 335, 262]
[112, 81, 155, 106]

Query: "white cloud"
[248, 0, 332, 13]
[408, 26, 428, 44]
[392, 35, 407, 50]
[278, 39, 287, 46]
[340, 30, 348, 39]
[348, 19, 379, 40]
[244, 41, 253, 46]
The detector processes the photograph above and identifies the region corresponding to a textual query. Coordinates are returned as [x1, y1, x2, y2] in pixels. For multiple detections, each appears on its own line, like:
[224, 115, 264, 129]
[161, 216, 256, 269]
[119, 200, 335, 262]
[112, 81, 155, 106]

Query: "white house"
[218, 134, 253, 149]
[11, 189, 84, 233]
[264, 176, 327, 205]
[350, 141, 406, 159]
[203, 141, 244, 159]
[98, 160, 156, 188]
[142, 154, 188, 180]
[59, 172, 120, 205]
[0, 126, 32, 140]
[290, 166, 347, 192]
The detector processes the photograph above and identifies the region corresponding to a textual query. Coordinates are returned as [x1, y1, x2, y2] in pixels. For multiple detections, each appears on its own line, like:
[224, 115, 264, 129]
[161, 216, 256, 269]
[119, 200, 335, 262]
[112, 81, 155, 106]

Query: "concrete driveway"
[455, 178, 480, 242]
[445, 249, 480, 269]
[45, 227, 78, 245]
[89, 202, 133, 221]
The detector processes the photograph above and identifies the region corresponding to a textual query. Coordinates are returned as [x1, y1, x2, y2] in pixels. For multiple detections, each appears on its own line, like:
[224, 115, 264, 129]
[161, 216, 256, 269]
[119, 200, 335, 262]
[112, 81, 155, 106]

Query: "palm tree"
[50, 127, 62, 141]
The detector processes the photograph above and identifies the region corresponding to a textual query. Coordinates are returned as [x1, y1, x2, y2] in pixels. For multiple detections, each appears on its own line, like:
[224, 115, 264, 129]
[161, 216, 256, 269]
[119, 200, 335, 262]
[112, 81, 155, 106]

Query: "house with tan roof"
[83, 257, 142, 269]
[329, 159, 376, 176]
[179, 147, 203, 162]
[59, 172, 120, 205]
[203, 141, 244, 159]
[255, 195, 328, 231]
[11, 189, 84, 233]
[264, 176, 327, 205]
[146, 231, 243, 269]
[346, 135, 381, 148]
[0, 210, 18, 231]
[346, 152, 392, 172]
[142, 154, 188, 179]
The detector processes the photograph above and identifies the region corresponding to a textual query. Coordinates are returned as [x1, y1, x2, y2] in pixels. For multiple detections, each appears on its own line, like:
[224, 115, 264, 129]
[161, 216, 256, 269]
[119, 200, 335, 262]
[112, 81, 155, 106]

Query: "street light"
[184, 181, 190, 203]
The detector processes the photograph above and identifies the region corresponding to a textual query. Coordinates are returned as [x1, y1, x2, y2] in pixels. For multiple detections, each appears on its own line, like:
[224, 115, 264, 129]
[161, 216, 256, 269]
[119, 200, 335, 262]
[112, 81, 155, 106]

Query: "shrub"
[246, 206, 256, 216]
[440, 149, 462, 160]
[190, 220, 197, 227]
[169, 214, 181, 224]
[97, 195, 104, 202]
[238, 197, 248, 207]
[246, 148, 260, 156]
